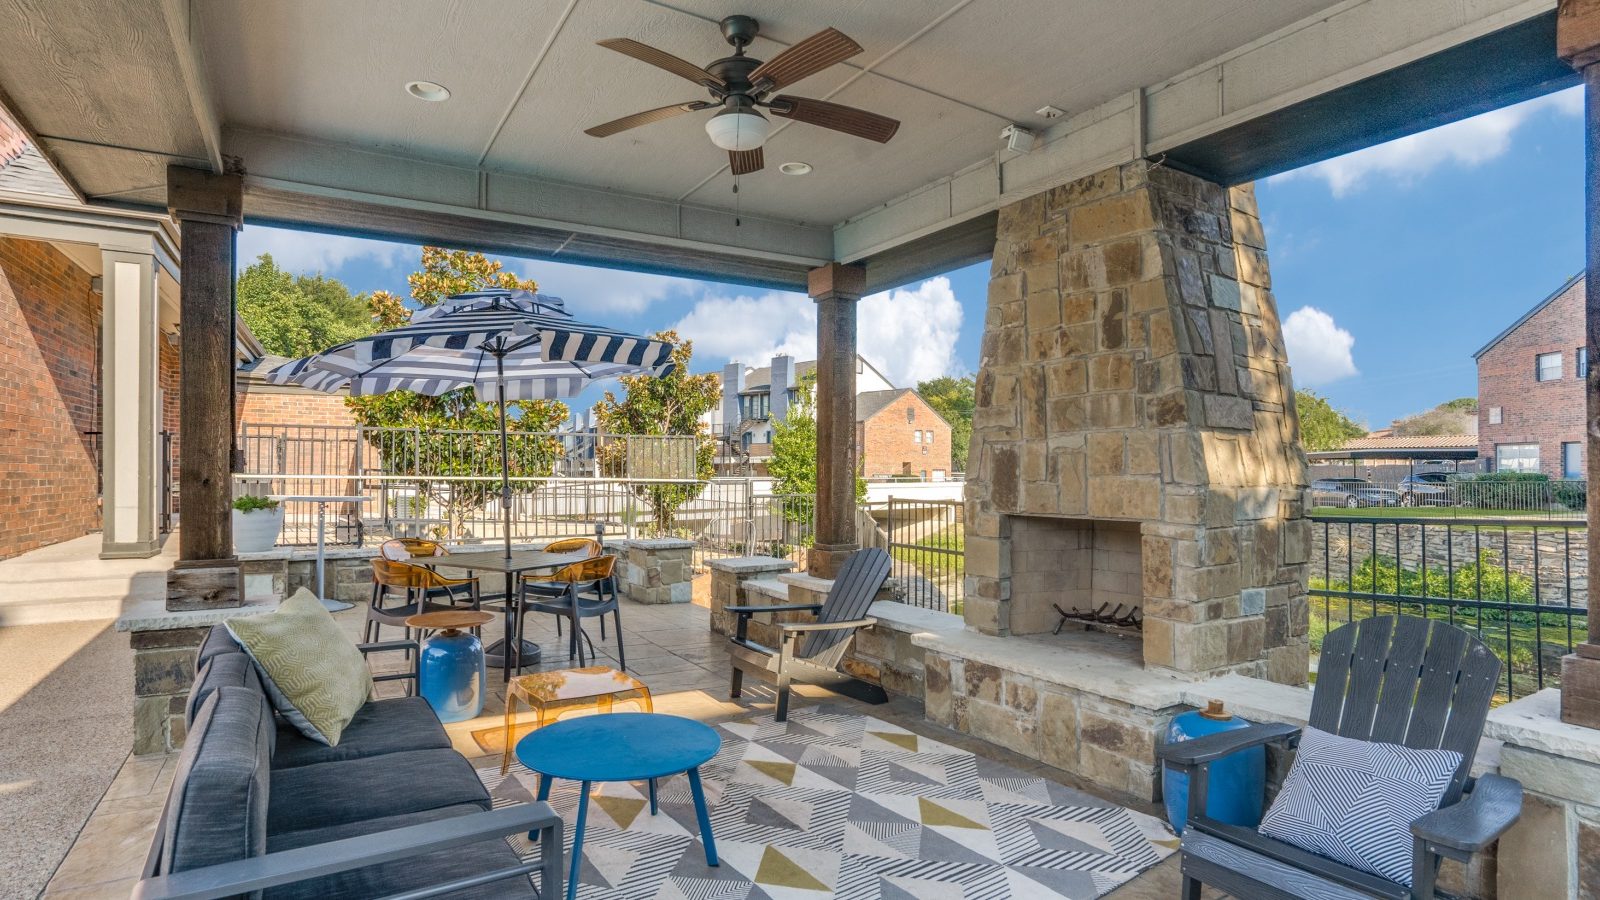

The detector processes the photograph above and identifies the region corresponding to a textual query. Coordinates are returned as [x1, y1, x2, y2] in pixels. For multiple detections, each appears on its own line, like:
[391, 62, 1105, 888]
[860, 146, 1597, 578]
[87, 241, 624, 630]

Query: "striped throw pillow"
[1258, 726, 1461, 886]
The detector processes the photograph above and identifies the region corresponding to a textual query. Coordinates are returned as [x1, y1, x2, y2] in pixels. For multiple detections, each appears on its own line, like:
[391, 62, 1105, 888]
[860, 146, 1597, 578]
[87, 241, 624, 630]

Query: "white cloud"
[503, 259, 703, 315]
[1283, 306, 1358, 386]
[1270, 86, 1582, 196]
[671, 276, 965, 387]
[237, 225, 412, 273]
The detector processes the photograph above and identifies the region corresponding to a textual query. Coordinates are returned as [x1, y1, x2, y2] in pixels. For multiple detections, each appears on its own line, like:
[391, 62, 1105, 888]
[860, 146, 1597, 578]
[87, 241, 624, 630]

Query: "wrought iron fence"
[884, 498, 965, 613]
[1309, 514, 1588, 700]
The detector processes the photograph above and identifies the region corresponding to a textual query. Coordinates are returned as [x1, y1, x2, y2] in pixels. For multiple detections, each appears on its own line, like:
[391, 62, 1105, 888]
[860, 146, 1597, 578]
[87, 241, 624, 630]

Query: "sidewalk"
[0, 533, 175, 627]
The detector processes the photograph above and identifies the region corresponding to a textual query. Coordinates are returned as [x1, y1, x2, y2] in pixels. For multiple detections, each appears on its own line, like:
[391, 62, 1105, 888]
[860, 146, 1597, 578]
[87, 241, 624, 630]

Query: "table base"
[318, 597, 354, 612]
[483, 638, 542, 668]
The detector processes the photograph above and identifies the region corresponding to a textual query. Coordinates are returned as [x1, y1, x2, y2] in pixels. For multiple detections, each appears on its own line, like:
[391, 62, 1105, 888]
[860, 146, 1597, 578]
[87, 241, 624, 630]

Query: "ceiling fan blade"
[769, 96, 899, 143]
[597, 38, 724, 89]
[748, 28, 862, 91]
[729, 148, 764, 175]
[585, 102, 708, 138]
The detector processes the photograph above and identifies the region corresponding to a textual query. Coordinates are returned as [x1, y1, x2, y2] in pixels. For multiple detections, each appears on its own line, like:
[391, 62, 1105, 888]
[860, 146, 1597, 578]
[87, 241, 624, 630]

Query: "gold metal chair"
[381, 537, 446, 561]
[520, 537, 606, 641]
[366, 557, 482, 646]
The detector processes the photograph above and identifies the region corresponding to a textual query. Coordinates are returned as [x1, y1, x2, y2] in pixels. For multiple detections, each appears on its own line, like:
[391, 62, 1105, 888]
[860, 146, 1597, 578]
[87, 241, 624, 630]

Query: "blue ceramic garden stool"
[1161, 699, 1265, 833]
[515, 712, 721, 900]
[408, 611, 492, 723]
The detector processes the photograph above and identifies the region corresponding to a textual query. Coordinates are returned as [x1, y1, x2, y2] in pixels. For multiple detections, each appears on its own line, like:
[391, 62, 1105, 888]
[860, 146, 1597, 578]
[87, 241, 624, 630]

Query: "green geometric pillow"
[225, 587, 372, 746]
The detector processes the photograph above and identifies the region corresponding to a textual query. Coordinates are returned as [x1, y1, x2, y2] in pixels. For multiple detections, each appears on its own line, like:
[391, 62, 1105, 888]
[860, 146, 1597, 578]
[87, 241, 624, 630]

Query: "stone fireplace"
[965, 159, 1310, 684]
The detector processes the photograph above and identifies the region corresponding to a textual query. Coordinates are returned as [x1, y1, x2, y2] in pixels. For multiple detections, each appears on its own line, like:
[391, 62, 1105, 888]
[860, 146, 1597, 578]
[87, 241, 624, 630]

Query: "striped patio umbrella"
[265, 288, 676, 561]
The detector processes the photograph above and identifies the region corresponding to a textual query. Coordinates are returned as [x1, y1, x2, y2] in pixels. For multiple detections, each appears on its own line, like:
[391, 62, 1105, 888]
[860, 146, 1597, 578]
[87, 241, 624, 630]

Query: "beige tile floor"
[41, 596, 1207, 898]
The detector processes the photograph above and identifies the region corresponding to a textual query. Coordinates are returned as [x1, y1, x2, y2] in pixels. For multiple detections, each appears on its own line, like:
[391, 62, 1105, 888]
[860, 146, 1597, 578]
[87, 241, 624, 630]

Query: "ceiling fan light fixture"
[405, 80, 451, 102]
[705, 108, 770, 151]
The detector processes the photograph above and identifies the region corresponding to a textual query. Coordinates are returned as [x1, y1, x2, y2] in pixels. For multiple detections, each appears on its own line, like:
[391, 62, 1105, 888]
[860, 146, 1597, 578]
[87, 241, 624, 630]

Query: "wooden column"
[807, 263, 865, 579]
[166, 166, 243, 610]
[1560, 0, 1600, 727]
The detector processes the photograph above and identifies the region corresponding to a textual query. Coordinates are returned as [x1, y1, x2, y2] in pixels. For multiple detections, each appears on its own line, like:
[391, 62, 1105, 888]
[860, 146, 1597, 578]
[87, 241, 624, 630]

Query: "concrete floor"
[32, 593, 1205, 899]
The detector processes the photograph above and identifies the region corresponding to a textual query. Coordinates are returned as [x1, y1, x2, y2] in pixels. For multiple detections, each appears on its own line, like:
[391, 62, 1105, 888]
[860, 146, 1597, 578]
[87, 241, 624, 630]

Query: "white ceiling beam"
[835, 0, 1554, 264]
[160, 0, 225, 174]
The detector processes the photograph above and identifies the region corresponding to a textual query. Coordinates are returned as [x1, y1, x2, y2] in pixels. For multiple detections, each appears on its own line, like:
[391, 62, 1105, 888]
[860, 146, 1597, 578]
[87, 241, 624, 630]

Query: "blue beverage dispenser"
[1160, 699, 1266, 834]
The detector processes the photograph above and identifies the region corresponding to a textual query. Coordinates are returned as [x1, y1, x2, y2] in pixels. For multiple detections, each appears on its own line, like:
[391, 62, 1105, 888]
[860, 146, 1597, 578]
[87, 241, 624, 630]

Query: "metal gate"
[885, 498, 965, 613]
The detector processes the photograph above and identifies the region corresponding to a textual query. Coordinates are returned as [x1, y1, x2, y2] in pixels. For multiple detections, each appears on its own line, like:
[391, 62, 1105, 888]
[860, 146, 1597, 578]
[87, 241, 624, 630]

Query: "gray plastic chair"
[1157, 615, 1523, 899]
[725, 547, 893, 721]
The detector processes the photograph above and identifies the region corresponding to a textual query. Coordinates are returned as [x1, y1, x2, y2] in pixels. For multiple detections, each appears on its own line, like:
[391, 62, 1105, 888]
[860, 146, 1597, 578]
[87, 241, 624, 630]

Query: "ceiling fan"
[585, 15, 900, 175]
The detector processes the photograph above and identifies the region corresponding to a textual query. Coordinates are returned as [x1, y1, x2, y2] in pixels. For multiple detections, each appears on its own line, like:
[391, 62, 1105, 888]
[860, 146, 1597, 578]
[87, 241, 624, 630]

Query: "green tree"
[769, 372, 867, 516]
[1293, 389, 1365, 451]
[237, 253, 374, 357]
[343, 247, 568, 539]
[916, 374, 975, 471]
[591, 331, 720, 533]
[1392, 398, 1477, 436]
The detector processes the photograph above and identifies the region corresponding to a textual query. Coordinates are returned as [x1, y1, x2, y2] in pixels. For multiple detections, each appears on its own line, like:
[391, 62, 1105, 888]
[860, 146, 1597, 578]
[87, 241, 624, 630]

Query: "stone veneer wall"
[966, 160, 1311, 683]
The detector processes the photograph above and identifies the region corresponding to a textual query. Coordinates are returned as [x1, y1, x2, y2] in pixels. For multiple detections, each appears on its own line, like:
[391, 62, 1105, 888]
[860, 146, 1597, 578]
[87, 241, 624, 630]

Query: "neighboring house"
[1474, 272, 1586, 479]
[855, 388, 953, 481]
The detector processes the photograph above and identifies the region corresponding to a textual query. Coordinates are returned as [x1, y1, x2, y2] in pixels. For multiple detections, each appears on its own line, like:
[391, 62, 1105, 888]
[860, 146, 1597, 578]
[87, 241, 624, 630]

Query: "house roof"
[1473, 271, 1583, 360]
[1340, 434, 1478, 451]
[855, 388, 950, 427]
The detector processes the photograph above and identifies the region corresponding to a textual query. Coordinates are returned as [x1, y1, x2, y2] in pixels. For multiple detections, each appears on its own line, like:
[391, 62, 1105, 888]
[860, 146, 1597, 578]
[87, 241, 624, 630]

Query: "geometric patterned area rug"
[477, 708, 1177, 898]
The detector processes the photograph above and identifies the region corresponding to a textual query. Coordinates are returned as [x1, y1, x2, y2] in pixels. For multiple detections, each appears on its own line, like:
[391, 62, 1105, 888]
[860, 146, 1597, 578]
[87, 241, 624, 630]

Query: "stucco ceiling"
[2, 0, 1338, 225]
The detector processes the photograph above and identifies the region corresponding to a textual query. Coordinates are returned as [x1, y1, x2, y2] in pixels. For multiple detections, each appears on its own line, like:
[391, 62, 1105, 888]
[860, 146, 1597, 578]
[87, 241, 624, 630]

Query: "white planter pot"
[233, 506, 284, 553]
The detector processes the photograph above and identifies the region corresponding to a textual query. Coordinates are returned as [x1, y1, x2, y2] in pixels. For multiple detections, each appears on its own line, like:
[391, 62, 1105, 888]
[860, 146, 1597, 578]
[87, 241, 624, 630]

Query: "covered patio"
[3, 0, 1600, 897]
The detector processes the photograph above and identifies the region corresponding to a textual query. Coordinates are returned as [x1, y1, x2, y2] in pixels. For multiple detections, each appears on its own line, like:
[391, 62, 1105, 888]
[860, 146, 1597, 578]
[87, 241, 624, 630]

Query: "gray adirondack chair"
[1157, 615, 1523, 900]
[726, 547, 893, 721]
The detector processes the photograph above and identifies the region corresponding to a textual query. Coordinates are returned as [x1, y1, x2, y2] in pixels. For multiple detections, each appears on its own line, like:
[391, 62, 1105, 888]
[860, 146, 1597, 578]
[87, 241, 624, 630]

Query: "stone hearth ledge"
[115, 596, 280, 633]
[913, 627, 1190, 710]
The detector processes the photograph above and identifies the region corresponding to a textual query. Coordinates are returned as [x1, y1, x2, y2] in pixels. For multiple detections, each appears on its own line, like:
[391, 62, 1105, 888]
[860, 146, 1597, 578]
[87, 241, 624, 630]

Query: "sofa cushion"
[267, 748, 490, 835]
[197, 624, 242, 667]
[226, 588, 373, 746]
[272, 696, 452, 769]
[188, 651, 264, 726]
[264, 804, 538, 899]
[162, 686, 274, 877]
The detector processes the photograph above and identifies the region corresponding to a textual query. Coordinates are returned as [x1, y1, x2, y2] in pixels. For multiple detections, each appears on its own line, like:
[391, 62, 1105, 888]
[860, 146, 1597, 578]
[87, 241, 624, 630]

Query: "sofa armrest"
[133, 802, 563, 900]
[1412, 773, 1523, 856]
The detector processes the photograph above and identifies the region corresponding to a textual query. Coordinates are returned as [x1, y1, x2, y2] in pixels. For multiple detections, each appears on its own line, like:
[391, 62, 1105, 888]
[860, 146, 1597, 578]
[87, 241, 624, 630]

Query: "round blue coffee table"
[515, 712, 721, 900]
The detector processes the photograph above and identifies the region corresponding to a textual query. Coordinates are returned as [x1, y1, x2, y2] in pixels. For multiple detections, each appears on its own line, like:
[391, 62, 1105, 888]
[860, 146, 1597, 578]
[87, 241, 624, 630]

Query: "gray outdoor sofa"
[133, 625, 563, 899]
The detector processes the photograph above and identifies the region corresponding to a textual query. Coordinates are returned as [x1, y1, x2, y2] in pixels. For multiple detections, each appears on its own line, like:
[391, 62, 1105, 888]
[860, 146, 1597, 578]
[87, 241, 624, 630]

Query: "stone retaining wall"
[1310, 520, 1588, 606]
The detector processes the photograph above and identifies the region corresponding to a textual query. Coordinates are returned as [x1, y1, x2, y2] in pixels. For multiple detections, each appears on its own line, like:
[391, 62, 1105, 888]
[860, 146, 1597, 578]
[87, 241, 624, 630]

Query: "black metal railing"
[1309, 514, 1588, 700]
[885, 498, 965, 613]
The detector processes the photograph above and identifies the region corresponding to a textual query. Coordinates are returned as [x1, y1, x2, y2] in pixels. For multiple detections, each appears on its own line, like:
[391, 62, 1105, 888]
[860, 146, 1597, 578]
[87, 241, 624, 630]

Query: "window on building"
[1496, 443, 1540, 473]
[912, 430, 921, 443]
[906, 407, 915, 423]
[1536, 352, 1562, 382]
[1564, 442, 1583, 480]
[1580, 347, 1590, 378]
[925, 431, 933, 445]
[1488, 406, 1502, 425]
[738, 392, 770, 421]
[741, 432, 752, 450]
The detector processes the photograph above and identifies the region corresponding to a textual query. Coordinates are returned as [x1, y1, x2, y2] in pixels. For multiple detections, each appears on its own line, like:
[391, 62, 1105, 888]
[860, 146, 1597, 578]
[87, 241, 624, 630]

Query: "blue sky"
[239, 85, 1584, 429]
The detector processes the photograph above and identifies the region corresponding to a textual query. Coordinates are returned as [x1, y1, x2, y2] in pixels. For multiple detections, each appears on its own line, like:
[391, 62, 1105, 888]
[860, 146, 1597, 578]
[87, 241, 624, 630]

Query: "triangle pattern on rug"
[918, 796, 985, 829]
[753, 846, 831, 891]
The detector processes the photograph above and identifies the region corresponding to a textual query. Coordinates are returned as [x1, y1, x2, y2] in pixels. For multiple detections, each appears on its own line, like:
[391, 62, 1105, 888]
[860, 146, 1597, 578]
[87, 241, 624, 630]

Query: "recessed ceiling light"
[779, 161, 813, 176]
[405, 81, 451, 102]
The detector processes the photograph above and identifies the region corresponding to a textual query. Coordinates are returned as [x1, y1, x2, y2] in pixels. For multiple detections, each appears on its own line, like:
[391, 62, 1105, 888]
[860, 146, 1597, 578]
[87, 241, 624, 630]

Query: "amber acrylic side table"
[501, 666, 653, 773]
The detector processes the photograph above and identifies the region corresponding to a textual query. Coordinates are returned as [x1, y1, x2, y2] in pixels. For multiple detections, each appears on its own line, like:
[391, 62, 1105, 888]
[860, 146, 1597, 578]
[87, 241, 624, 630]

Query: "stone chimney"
[770, 354, 796, 423]
[721, 362, 744, 433]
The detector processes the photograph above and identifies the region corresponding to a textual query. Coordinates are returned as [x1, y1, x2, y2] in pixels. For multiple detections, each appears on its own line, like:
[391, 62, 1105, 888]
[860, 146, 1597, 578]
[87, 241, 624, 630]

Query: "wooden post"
[166, 165, 244, 610]
[1559, 0, 1600, 727]
[807, 263, 866, 578]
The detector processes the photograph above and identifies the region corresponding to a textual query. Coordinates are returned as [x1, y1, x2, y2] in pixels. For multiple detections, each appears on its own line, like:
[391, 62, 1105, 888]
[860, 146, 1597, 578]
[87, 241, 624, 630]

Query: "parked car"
[1310, 477, 1402, 508]
[1398, 471, 1457, 506]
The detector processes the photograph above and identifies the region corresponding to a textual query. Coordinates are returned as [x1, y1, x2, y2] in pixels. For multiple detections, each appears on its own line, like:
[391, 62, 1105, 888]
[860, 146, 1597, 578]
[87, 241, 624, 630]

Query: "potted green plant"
[232, 495, 283, 553]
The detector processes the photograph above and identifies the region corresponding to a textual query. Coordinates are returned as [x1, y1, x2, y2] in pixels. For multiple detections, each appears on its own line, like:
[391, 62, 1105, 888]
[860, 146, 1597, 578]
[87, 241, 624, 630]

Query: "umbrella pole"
[494, 347, 521, 677]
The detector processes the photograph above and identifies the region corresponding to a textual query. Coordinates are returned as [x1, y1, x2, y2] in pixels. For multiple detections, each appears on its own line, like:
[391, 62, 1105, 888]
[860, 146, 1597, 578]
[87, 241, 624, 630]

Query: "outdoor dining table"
[414, 548, 589, 679]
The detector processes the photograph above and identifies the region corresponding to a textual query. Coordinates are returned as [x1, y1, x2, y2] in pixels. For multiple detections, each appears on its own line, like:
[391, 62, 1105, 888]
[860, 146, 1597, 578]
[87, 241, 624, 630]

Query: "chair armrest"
[724, 603, 822, 616]
[358, 640, 419, 690]
[779, 617, 877, 633]
[1411, 773, 1523, 855]
[1155, 722, 1300, 766]
[132, 802, 563, 900]
[357, 640, 417, 656]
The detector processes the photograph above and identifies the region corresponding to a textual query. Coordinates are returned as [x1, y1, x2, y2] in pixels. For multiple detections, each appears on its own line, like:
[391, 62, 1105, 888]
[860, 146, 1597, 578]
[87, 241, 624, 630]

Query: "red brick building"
[855, 389, 954, 481]
[1474, 272, 1586, 478]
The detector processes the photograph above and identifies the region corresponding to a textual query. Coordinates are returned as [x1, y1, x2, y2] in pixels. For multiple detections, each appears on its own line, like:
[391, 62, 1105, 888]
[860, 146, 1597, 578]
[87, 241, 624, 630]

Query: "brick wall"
[236, 388, 358, 428]
[0, 237, 101, 559]
[1477, 277, 1586, 477]
[160, 335, 180, 500]
[857, 391, 953, 479]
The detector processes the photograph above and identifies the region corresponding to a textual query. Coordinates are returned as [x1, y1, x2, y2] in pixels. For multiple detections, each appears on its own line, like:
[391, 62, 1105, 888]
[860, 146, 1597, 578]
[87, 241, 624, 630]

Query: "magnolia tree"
[346, 248, 568, 539]
[591, 332, 720, 534]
